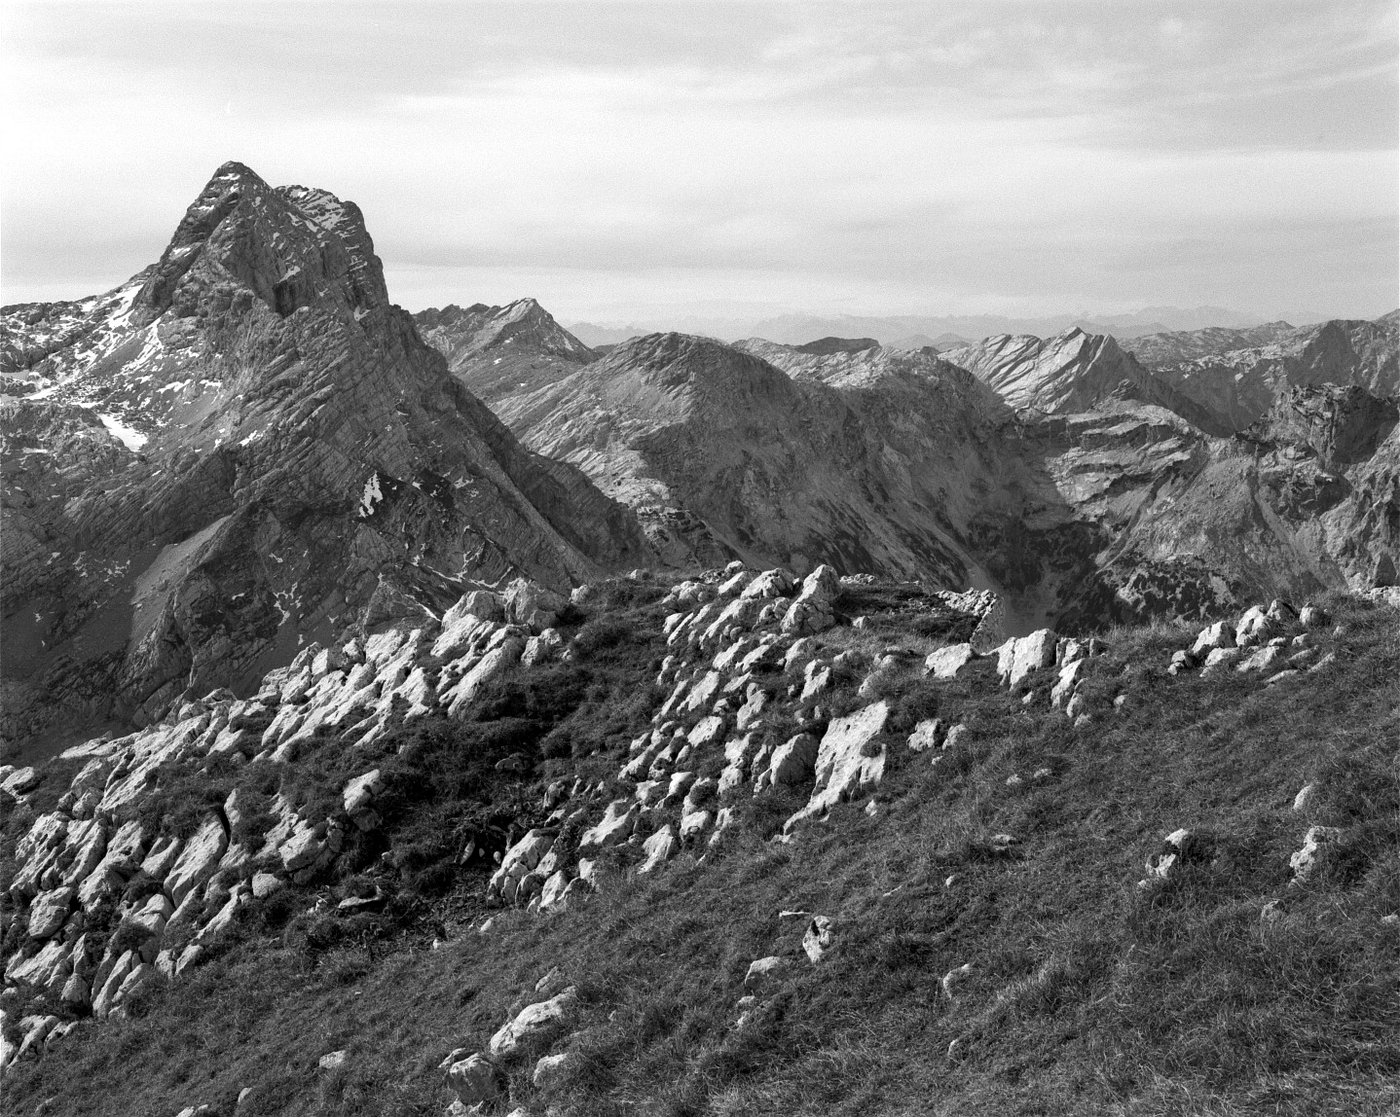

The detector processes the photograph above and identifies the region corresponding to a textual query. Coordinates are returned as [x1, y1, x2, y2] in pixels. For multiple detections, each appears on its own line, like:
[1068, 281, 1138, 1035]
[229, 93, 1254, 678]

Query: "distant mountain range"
[441, 306, 1399, 634]
[564, 306, 1326, 349]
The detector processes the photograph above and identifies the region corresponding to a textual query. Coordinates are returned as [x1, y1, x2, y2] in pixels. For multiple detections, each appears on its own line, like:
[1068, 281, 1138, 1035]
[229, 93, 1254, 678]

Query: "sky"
[2, 1, 1396, 324]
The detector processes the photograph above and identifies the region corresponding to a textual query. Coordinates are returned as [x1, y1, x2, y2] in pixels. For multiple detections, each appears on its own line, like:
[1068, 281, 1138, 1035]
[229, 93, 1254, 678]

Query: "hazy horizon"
[3, 2, 1396, 324]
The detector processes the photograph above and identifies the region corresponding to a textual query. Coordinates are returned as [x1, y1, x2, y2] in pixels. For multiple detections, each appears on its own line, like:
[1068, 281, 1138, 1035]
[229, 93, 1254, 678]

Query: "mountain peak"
[207, 159, 269, 189]
[135, 162, 387, 322]
[414, 297, 593, 368]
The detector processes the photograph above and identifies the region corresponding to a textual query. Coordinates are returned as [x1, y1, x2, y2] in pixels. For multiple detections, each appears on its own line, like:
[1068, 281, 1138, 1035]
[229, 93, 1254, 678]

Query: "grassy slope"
[4, 591, 1398, 1117]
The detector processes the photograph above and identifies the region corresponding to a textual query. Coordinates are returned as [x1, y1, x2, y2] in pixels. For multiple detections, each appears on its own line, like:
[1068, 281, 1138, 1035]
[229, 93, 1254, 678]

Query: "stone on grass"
[1289, 825, 1343, 885]
[997, 629, 1058, 687]
[784, 701, 889, 830]
[27, 886, 76, 939]
[802, 916, 834, 964]
[1199, 648, 1241, 677]
[743, 956, 789, 994]
[1141, 828, 1209, 886]
[251, 871, 282, 899]
[906, 718, 942, 753]
[1298, 605, 1329, 629]
[766, 733, 819, 786]
[924, 643, 975, 679]
[440, 1050, 503, 1106]
[577, 801, 638, 851]
[1191, 621, 1235, 656]
[941, 963, 972, 999]
[488, 987, 579, 1058]
[638, 826, 677, 874]
[533, 1050, 580, 1095]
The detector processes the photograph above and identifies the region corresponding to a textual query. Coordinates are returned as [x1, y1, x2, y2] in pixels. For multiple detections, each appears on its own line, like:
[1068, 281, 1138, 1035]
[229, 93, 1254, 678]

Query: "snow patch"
[98, 413, 148, 451]
[358, 472, 384, 519]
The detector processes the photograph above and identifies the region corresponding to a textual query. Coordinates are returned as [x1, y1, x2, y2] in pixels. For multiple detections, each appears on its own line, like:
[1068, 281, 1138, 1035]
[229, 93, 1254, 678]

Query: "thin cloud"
[2, 1, 1394, 320]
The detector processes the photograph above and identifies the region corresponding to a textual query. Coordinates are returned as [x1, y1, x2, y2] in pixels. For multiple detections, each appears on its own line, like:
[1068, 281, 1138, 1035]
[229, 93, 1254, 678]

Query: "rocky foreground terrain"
[2, 163, 1398, 1116]
[2, 562, 1397, 1115]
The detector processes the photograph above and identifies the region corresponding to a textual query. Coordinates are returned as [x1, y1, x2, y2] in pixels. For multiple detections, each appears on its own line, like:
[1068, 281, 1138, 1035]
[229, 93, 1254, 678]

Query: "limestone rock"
[638, 826, 677, 874]
[906, 718, 942, 753]
[1200, 647, 1242, 677]
[27, 886, 76, 939]
[1289, 825, 1344, 885]
[743, 956, 789, 994]
[342, 769, 384, 830]
[533, 1050, 580, 1095]
[165, 816, 228, 905]
[488, 986, 578, 1058]
[504, 578, 568, 633]
[802, 915, 834, 963]
[785, 701, 889, 830]
[1191, 621, 1236, 656]
[997, 629, 1058, 687]
[578, 801, 638, 851]
[765, 733, 819, 787]
[924, 642, 975, 679]
[440, 1050, 503, 1107]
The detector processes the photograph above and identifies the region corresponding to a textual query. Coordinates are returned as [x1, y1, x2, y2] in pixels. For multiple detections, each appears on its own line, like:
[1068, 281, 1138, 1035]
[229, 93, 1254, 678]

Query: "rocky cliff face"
[413, 300, 594, 405]
[0, 163, 649, 743]
[1126, 312, 1400, 432]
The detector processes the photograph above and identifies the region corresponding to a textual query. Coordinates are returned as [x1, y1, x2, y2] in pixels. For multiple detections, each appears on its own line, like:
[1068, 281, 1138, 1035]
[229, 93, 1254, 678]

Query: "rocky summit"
[1, 162, 1398, 1117]
[0, 163, 648, 744]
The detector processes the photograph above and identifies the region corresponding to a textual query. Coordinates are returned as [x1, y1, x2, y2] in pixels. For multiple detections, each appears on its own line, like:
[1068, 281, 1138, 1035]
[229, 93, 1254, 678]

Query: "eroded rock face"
[0, 161, 649, 740]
